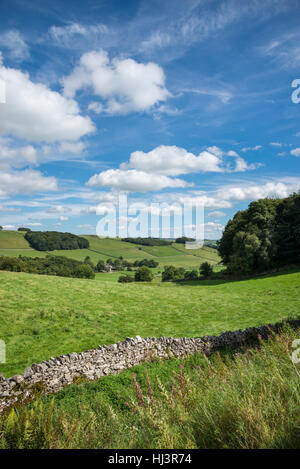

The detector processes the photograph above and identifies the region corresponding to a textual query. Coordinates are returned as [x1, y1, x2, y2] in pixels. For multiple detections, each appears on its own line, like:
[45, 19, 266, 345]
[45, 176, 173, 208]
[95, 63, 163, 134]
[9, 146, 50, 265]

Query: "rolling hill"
[0, 231, 221, 268]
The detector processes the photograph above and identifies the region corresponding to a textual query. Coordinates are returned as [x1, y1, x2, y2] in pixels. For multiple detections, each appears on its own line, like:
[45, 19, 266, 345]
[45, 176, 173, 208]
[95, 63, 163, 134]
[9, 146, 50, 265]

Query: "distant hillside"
[0, 232, 221, 268]
[0, 230, 31, 249]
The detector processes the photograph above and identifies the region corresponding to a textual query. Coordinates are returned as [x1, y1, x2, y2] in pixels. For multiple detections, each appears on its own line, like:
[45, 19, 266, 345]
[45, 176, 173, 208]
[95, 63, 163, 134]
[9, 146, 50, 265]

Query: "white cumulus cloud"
[291, 148, 300, 157]
[0, 170, 58, 196]
[63, 49, 170, 114]
[87, 169, 190, 192]
[121, 145, 259, 176]
[0, 62, 95, 142]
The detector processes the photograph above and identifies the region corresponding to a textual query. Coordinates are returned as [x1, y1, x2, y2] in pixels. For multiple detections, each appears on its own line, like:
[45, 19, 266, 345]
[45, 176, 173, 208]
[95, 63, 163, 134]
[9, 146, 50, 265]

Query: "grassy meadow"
[1, 324, 299, 449]
[0, 267, 299, 377]
[0, 231, 300, 449]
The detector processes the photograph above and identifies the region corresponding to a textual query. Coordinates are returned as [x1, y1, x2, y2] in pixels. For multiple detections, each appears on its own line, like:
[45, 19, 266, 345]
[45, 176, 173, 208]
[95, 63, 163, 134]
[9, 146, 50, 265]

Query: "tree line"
[218, 192, 300, 274]
[0, 255, 95, 279]
[122, 237, 172, 246]
[95, 257, 159, 272]
[24, 231, 89, 251]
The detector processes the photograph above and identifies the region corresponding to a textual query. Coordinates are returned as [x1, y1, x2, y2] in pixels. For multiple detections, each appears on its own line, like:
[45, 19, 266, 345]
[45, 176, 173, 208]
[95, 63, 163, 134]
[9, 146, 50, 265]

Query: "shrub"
[118, 275, 134, 283]
[73, 264, 95, 279]
[184, 269, 198, 280]
[134, 266, 154, 282]
[200, 262, 213, 278]
[162, 265, 185, 281]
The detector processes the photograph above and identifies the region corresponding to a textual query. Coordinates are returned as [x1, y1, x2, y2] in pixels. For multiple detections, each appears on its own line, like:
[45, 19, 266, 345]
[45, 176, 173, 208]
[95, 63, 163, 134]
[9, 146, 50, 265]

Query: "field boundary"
[1, 316, 299, 413]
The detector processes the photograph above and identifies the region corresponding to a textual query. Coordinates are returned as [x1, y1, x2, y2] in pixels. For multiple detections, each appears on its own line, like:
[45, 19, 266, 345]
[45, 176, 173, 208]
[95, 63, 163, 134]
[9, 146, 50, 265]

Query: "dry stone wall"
[1, 317, 299, 413]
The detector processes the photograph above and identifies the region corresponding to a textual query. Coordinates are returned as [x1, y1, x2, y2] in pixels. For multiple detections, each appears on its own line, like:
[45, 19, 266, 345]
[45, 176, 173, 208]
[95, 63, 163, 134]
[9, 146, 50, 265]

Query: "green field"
[0, 232, 221, 268]
[0, 230, 30, 249]
[0, 268, 299, 377]
[1, 324, 299, 448]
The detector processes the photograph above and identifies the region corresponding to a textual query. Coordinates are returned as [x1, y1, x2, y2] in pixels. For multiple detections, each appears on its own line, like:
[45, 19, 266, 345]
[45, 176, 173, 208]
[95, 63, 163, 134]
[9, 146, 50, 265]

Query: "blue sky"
[0, 0, 299, 239]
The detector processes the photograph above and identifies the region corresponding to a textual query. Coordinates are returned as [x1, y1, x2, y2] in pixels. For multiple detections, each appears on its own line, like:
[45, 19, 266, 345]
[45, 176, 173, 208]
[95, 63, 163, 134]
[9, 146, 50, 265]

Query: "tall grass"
[1, 324, 299, 449]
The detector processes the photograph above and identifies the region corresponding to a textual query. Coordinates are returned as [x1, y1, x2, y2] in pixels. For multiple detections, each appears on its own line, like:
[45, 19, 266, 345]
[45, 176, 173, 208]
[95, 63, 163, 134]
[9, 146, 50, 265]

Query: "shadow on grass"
[173, 267, 300, 287]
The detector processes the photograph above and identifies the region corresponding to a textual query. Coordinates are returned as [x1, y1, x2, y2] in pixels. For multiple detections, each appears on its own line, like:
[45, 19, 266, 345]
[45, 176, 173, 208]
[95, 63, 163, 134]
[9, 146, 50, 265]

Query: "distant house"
[105, 263, 112, 272]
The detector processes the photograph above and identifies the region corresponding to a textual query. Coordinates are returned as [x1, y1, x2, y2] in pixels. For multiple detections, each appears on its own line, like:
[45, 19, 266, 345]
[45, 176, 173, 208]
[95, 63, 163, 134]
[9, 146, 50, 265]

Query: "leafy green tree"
[135, 266, 153, 282]
[73, 264, 95, 279]
[200, 262, 213, 278]
[162, 265, 185, 281]
[218, 193, 300, 274]
[113, 258, 123, 270]
[96, 260, 105, 272]
[275, 192, 300, 265]
[24, 231, 89, 251]
[84, 256, 94, 269]
[0, 226, 3, 231]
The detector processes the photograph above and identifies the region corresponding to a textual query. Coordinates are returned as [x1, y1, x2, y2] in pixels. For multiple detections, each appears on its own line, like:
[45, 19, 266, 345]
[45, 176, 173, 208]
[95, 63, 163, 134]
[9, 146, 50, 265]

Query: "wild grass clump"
[1, 325, 299, 449]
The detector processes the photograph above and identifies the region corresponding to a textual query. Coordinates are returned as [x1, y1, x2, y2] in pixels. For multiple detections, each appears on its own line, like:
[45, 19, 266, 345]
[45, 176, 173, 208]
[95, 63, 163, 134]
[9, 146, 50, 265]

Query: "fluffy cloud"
[156, 178, 300, 211]
[291, 148, 300, 157]
[63, 50, 170, 114]
[0, 138, 38, 169]
[87, 145, 260, 193]
[121, 145, 258, 177]
[0, 30, 29, 62]
[87, 169, 190, 192]
[216, 181, 298, 202]
[0, 62, 94, 142]
[122, 146, 222, 176]
[0, 170, 57, 196]
[87, 102, 103, 114]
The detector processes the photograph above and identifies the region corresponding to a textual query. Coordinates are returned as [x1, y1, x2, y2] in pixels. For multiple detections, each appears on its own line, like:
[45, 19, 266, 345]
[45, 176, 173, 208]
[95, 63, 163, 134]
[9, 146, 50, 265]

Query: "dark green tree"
[135, 266, 154, 282]
[96, 260, 106, 272]
[200, 262, 213, 278]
